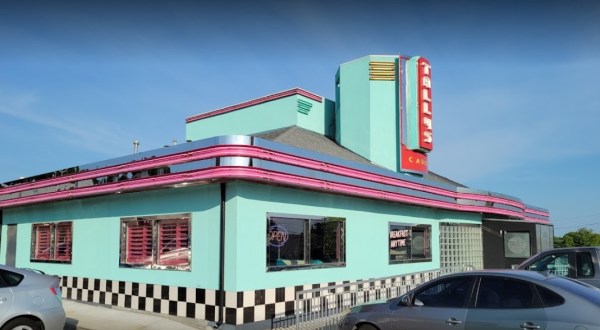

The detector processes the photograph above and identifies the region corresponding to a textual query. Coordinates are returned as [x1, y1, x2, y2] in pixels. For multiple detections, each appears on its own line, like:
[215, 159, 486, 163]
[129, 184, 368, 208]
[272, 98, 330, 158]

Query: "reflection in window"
[414, 276, 475, 308]
[267, 214, 345, 271]
[576, 252, 594, 278]
[31, 222, 72, 263]
[528, 253, 569, 276]
[476, 277, 538, 309]
[120, 213, 190, 271]
[389, 223, 432, 263]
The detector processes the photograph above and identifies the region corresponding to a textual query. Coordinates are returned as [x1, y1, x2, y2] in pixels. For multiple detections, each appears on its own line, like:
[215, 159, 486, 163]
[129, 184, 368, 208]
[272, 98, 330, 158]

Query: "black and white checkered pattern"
[61, 271, 437, 326]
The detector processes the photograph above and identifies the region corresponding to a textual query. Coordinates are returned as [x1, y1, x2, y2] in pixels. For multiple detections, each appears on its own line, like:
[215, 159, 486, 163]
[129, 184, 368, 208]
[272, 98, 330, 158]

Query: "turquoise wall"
[185, 94, 332, 141]
[337, 56, 371, 159]
[223, 182, 480, 292]
[0, 180, 481, 292]
[0, 185, 223, 289]
[368, 57, 399, 171]
[337, 55, 399, 171]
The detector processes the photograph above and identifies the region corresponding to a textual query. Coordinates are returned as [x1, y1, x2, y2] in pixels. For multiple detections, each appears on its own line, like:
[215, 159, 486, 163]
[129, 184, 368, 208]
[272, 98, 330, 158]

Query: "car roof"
[541, 246, 600, 252]
[441, 269, 556, 281]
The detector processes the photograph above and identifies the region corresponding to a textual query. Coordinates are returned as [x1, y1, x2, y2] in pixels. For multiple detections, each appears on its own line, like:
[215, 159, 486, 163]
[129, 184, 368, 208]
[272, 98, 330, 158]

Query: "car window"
[476, 277, 540, 309]
[414, 276, 474, 308]
[528, 253, 570, 276]
[576, 252, 594, 278]
[534, 285, 564, 307]
[0, 269, 24, 287]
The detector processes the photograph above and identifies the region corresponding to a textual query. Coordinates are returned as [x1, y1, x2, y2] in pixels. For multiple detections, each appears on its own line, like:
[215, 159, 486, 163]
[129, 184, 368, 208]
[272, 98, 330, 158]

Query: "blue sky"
[1, 0, 599, 236]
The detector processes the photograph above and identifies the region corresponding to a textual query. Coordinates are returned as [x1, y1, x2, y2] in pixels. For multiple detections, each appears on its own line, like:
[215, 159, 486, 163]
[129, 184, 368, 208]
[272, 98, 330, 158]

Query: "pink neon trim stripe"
[0, 166, 550, 224]
[185, 88, 323, 123]
[0, 144, 549, 220]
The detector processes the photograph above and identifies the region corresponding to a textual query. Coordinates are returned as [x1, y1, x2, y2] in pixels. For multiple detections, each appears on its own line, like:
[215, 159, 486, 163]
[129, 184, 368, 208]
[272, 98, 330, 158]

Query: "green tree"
[558, 228, 600, 247]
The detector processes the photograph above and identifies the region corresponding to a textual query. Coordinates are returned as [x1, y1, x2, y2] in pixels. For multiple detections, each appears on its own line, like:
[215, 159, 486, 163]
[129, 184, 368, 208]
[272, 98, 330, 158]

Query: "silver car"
[0, 265, 66, 330]
[340, 269, 600, 330]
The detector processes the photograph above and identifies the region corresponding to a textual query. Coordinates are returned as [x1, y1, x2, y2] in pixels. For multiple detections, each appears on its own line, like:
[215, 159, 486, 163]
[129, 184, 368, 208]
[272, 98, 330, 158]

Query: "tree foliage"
[554, 228, 600, 247]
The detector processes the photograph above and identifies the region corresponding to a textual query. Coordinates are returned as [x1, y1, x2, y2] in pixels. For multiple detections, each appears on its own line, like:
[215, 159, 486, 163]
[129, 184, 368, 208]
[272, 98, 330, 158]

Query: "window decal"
[389, 223, 432, 263]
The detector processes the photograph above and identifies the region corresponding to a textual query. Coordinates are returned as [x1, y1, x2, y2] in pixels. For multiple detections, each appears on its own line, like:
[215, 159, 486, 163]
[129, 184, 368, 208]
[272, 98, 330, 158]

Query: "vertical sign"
[417, 58, 433, 151]
[399, 55, 432, 174]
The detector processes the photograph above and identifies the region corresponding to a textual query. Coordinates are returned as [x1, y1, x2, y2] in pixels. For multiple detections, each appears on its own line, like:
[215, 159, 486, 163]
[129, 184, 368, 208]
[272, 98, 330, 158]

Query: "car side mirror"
[400, 295, 411, 306]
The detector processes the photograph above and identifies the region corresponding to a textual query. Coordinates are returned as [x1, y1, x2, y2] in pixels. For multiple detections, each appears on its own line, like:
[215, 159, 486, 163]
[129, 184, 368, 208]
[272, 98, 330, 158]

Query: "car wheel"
[1, 317, 42, 330]
[357, 324, 378, 330]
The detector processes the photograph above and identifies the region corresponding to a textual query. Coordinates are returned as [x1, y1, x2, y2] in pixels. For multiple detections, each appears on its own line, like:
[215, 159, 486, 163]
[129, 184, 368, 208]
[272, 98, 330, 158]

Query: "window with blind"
[120, 213, 190, 271]
[31, 222, 72, 263]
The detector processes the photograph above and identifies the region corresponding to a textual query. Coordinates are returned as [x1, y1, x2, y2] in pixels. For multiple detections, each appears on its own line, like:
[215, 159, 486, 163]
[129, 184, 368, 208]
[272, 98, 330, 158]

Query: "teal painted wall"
[0, 185, 223, 289]
[185, 95, 333, 141]
[337, 55, 399, 171]
[368, 58, 399, 171]
[0, 180, 481, 292]
[223, 182, 480, 292]
[337, 56, 371, 159]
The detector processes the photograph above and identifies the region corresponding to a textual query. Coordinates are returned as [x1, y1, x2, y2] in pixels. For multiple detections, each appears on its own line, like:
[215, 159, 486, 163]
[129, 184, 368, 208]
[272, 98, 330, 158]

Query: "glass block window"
[440, 223, 483, 272]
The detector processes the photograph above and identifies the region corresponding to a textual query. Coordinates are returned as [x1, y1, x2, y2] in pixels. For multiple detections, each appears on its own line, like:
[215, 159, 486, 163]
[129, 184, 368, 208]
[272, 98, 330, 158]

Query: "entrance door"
[6, 225, 17, 267]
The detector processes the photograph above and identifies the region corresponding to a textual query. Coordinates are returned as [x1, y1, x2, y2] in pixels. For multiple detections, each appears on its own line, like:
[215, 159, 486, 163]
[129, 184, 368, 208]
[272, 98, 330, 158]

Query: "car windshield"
[546, 276, 600, 305]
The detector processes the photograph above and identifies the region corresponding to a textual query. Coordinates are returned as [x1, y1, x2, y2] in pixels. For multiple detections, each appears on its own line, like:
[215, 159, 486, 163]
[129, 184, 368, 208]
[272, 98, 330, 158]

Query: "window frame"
[266, 213, 345, 272]
[120, 213, 191, 271]
[389, 222, 432, 264]
[30, 222, 73, 263]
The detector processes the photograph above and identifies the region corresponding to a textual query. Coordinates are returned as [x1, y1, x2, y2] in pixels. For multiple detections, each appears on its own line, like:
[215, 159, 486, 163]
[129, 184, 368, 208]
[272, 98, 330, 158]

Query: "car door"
[574, 251, 600, 288]
[0, 272, 15, 321]
[391, 275, 475, 330]
[465, 276, 547, 330]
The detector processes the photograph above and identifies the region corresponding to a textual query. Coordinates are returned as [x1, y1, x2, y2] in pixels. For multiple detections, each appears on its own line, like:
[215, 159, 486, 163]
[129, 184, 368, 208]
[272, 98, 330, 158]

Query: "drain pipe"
[213, 182, 227, 328]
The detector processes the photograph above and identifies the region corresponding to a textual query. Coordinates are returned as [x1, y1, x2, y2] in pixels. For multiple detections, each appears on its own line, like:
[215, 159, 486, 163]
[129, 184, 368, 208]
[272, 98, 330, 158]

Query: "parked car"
[0, 265, 65, 330]
[339, 269, 600, 330]
[516, 246, 600, 288]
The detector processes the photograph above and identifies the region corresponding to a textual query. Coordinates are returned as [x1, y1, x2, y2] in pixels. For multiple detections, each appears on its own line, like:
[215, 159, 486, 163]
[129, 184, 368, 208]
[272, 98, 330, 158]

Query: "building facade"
[0, 55, 551, 329]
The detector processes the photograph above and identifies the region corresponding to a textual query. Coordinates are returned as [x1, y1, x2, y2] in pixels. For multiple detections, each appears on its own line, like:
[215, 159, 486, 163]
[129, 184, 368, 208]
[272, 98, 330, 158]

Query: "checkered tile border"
[60, 271, 436, 325]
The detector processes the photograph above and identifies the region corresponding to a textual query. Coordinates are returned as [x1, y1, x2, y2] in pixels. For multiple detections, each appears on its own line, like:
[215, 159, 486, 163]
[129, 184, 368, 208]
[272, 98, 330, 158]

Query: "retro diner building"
[0, 55, 552, 328]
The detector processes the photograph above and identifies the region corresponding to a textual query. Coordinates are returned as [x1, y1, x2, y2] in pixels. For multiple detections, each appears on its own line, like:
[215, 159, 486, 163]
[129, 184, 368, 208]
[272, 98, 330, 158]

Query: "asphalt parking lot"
[62, 299, 210, 330]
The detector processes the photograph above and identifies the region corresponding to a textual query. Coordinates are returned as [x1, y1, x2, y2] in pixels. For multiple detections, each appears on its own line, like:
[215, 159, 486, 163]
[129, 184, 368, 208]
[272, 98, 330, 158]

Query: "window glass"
[267, 214, 345, 271]
[504, 232, 531, 258]
[414, 276, 474, 308]
[120, 213, 190, 271]
[31, 222, 72, 263]
[535, 285, 564, 307]
[576, 252, 594, 278]
[389, 223, 431, 263]
[529, 253, 570, 276]
[0, 270, 23, 287]
[477, 277, 539, 309]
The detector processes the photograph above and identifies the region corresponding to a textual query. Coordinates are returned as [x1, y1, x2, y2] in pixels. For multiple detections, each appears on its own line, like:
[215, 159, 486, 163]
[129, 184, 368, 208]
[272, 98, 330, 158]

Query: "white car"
[0, 265, 65, 330]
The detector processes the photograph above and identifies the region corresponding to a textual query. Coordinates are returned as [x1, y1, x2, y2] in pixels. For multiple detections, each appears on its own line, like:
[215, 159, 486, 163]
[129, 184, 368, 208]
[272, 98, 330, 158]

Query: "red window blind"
[126, 221, 153, 265]
[157, 219, 189, 266]
[34, 225, 52, 260]
[54, 222, 72, 261]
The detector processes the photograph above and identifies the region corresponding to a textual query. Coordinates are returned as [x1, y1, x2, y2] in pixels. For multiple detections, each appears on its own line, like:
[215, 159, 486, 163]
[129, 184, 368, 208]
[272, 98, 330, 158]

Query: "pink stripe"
[185, 88, 323, 123]
[0, 145, 549, 221]
[0, 167, 549, 224]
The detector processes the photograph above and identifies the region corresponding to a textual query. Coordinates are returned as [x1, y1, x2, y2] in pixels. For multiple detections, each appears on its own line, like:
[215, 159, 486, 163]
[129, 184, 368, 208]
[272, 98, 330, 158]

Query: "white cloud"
[0, 90, 130, 156]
